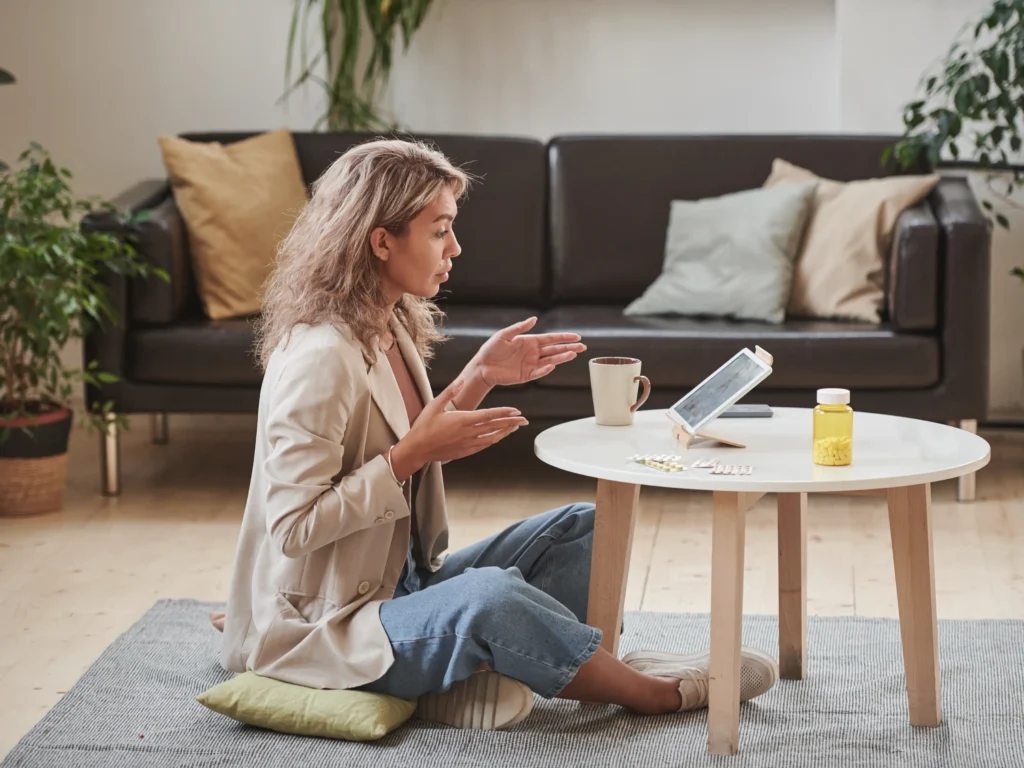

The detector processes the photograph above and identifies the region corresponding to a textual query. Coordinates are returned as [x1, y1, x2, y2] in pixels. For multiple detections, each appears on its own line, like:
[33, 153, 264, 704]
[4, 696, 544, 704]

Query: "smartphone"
[719, 404, 773, 418]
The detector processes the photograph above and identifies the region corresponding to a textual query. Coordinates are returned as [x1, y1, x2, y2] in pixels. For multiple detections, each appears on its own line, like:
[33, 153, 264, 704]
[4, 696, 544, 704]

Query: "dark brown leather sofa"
[84, 133, 991, 500]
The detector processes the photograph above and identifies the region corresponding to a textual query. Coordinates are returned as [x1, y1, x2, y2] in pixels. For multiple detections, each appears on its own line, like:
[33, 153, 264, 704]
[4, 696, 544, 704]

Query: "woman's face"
[373, 188, 462, 303]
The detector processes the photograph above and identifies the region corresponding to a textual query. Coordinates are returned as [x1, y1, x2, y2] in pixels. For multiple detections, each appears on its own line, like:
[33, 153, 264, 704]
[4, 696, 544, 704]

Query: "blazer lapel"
[393, 315, 436, 408]
[367, 342, 410, 442]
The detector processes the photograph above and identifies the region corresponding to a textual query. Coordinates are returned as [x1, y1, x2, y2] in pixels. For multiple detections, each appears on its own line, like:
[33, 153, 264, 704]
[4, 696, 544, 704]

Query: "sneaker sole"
[415, 673, 534, 730]
[622, 647, 779, 701]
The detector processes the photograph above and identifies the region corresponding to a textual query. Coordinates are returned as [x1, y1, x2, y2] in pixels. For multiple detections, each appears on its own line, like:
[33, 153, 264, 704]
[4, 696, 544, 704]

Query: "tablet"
[666, 348, 772, 434]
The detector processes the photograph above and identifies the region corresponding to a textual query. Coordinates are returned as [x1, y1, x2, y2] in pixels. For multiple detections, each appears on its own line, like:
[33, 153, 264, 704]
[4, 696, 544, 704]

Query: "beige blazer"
[220, 316, 450, 690]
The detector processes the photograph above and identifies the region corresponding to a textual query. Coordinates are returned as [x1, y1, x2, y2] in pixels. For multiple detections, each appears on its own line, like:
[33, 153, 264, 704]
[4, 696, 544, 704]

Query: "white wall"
[387, 0, 838, 137]
[1, 0, 1020, 420]
[836, 0, 990, 133]
[0, 0, 322, 200]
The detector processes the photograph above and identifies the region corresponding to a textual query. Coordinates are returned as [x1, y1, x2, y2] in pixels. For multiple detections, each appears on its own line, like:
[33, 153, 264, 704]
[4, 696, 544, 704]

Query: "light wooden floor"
[1, 414, 1022, 758]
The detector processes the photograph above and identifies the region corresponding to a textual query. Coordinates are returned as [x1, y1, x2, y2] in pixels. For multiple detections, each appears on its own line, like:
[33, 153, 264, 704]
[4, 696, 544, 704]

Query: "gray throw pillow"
[624, 181, 818, 324]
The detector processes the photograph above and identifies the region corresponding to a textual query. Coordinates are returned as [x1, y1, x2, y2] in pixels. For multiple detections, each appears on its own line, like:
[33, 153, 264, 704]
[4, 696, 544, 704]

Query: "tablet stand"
[672, 424, 747, 449]
[669, 345, 774, 451]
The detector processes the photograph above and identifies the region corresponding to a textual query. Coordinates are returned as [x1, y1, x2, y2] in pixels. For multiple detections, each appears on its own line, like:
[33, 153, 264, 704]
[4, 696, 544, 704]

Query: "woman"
[219, 138, 778, 730]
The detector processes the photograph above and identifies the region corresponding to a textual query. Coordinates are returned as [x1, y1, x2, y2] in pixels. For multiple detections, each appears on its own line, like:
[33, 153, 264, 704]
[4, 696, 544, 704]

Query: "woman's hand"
[470, 317, 586, 388]
[389, 381, 528, 480]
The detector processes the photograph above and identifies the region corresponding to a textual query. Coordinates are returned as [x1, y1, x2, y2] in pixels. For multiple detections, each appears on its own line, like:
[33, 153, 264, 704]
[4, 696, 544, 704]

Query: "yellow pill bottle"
[813, 388, 853, 466]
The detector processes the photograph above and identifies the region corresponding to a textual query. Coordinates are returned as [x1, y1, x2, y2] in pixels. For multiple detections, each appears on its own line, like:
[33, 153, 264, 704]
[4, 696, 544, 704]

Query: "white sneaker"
[415, 671, 535, 730]
[622, 647, 779, 711]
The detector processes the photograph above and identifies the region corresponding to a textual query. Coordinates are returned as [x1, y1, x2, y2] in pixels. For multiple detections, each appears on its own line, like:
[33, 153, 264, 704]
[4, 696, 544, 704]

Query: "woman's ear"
[370, 227, 389, 261]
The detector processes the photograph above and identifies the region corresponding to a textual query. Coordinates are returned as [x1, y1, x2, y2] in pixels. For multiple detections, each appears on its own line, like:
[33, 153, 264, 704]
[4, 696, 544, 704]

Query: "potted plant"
[889, 0, 1024, 285]
[890, 0, 1024, 415]
[282, 0, 438, 131]
[0, 143, 163, 515]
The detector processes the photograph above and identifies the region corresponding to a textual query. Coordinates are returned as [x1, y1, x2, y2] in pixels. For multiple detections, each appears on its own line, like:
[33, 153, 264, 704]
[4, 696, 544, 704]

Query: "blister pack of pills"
[630, 454, 687, 472]
[690, 457, 719, 469]
[710, 464, 753, 475]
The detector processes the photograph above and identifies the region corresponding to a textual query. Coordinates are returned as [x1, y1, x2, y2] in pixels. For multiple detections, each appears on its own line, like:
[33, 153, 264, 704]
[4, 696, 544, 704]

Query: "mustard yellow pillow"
[158, 129, 308, 320]
[764, 158, 939, 323]
[197, 672, 416, 741]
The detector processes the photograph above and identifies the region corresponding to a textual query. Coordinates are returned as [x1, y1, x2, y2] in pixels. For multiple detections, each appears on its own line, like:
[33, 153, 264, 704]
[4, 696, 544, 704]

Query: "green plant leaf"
[996, 213, 1010, 228]
[994, 50, 1010, 83]
[0, 68, 14, 85]
[954, 79, 975, 115]
[280, 0, 437, 131]
[0, 142, 165, 415]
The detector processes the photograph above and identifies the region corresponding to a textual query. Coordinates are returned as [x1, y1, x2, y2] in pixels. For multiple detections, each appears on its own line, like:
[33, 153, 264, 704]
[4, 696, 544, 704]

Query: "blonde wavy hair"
[255, 137, 471, 370]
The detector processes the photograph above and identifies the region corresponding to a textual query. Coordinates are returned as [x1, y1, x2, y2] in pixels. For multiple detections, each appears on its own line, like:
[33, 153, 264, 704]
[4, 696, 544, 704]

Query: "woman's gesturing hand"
[388, 381, 528, 480]
[470, 316, 586, 387]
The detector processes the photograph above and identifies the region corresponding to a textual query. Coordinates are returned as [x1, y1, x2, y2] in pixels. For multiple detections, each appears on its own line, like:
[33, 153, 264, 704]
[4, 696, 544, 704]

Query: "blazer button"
[384, 510, 395, 520]
[358, 581, 371, 595]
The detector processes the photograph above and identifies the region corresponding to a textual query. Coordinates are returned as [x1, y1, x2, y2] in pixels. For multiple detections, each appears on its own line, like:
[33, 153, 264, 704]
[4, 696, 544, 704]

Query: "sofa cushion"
[428, 304, 541, 390]
[128, 316, 261, 386]
[180, 132, 548, 306]
[535, 306, 939, 390]
[129, 306, 542, 390]
[297, 134, 547, 305]
[547, 134, 911, 304]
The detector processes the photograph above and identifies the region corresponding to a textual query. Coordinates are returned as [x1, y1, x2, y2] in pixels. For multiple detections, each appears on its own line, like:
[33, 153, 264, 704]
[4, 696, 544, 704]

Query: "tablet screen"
[672, 353, 766, 428]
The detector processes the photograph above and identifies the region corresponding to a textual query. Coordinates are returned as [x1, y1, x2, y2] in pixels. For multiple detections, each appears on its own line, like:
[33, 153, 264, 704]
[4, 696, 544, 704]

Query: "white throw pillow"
[624, 181, 818, 324]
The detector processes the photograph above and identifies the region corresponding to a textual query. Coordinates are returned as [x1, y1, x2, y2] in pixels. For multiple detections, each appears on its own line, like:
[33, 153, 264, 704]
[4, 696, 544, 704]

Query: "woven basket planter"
[0, 406, 72, 516]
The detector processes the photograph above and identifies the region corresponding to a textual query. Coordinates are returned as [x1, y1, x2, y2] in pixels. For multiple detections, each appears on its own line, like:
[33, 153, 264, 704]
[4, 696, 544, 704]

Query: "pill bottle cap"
[817, 388, 850, 405]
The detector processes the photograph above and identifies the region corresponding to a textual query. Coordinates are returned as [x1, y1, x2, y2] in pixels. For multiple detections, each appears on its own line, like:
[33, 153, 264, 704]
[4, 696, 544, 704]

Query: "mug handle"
[630, 375, 651, 413]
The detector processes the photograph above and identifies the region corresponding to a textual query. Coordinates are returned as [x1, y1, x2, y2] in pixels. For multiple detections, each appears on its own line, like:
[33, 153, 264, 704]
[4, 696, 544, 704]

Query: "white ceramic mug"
[589, 357, 652, 426]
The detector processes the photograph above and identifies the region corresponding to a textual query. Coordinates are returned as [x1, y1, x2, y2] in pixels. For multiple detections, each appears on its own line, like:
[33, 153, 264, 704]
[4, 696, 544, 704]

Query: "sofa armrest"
[930, 177, 992, 419]
[108, 179, 169, 214]
[88, 179, 191, 325]
[80, 180, 175, 389]
[130, 195, 192, 324]
[888, 198, 939, 330]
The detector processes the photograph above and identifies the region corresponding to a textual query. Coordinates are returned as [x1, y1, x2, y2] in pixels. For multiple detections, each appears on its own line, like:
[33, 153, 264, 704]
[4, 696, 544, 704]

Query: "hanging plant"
[888, 0, 1024, 282]
[282, 0, 437, 132]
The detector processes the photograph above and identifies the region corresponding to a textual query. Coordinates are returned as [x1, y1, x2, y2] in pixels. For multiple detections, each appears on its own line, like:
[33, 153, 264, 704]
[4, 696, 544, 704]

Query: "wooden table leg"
[708, 491, 761, 756]
[887, 483, 941, 727]
[777, 492, 807, 680]
[586, 479, 640, 657]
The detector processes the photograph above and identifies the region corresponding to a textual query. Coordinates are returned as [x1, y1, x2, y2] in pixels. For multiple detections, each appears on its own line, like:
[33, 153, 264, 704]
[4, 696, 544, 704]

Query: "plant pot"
[0, 406, 72, 516]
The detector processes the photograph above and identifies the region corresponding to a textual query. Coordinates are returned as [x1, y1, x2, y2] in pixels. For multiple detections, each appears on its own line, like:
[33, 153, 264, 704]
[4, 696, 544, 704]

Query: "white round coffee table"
[534, 408, 990, 756]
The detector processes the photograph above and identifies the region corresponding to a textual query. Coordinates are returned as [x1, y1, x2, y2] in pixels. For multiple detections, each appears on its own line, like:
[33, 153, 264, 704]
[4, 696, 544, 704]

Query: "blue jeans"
[359, 503, 602, 700]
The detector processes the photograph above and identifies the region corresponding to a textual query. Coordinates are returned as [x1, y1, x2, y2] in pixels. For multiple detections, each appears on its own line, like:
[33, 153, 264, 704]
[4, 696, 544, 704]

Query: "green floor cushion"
[197, 672, 417, 741]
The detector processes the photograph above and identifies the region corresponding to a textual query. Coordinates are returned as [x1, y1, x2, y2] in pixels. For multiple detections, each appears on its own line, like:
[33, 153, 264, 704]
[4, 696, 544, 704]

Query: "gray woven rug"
[4, 600, 1023, 768]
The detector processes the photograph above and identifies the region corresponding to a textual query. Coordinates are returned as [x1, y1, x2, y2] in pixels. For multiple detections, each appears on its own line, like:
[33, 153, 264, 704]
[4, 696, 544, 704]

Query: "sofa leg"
[151, 412, 169, 445]
[100, 413, 121, 497]
[957, 419, 978, 503]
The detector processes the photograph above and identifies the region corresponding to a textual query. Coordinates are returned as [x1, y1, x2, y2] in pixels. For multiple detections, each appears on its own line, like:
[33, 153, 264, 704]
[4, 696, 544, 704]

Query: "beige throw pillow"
[763, 158, 940, 323]
[158, 129, 309, 319]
